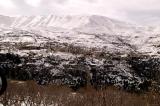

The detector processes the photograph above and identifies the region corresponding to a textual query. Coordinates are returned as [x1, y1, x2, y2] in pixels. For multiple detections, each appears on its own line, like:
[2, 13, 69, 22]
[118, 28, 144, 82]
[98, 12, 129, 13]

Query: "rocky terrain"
[0, 15, 160, 92]
[0, 46, 159, 92]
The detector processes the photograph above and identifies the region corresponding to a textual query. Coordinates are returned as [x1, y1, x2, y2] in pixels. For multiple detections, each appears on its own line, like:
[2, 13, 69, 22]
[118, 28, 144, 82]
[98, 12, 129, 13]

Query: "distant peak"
[0, 14, 135, 33]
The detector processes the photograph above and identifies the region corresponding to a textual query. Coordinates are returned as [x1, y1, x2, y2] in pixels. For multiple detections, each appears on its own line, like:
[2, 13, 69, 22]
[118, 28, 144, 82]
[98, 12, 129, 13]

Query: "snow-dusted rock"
[0, 14, 160, 92]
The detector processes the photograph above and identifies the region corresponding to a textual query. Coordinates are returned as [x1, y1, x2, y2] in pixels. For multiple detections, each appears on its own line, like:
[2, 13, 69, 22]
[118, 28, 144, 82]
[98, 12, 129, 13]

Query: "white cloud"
[0, 0, 15, 8]
[25, 0, 42, 7]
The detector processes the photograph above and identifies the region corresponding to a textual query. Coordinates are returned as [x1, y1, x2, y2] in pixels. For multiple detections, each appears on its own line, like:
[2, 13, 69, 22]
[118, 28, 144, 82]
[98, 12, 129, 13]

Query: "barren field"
[0, 80, 159, 106]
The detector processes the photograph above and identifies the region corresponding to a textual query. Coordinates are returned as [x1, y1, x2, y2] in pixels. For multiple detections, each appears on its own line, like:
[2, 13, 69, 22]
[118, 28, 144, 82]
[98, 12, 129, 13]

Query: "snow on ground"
[0, 14, 160, 56]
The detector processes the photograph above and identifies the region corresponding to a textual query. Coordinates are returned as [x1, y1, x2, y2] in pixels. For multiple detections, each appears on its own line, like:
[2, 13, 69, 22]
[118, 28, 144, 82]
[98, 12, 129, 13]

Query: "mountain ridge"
[0, 14, 136, 29]
[0, 14, 160, 56]
[0, 14, 160, 92]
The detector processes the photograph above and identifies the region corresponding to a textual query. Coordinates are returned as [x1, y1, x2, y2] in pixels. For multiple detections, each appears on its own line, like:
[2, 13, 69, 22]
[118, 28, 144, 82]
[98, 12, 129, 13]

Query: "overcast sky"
[0, 0, 160, 25]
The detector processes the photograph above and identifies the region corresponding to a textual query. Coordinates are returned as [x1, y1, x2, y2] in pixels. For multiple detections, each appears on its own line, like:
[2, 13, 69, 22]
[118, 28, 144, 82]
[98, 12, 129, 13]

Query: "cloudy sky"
[0, 0, 160, 25]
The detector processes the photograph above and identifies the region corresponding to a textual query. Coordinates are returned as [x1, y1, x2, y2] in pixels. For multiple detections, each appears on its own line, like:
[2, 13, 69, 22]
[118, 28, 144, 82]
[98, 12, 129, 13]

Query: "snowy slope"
[0, 15, 145, 33]
[11, 15, 90, 29]
[0, 14, 160, 55]
[9, 15, 150, 35]
[0, 14, 160, 91]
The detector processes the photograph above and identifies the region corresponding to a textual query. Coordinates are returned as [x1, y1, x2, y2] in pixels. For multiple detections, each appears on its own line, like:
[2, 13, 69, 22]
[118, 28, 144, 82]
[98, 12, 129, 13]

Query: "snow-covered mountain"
[0, 14, 160, 56]
[1, 14, 160, 91]
[0, 15, 147, 34]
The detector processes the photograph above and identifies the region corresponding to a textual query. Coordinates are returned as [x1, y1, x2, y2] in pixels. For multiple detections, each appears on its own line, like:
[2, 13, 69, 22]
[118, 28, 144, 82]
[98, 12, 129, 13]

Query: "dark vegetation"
[0, 52, 159, 93]
[0, 41, 160, 93]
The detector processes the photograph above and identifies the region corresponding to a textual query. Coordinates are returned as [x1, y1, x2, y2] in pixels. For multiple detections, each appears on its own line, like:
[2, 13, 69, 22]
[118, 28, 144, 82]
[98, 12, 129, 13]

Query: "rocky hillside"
[1, 51, 160, 92]
[0, 15, 160, 56]
[0, 15, 160, 92]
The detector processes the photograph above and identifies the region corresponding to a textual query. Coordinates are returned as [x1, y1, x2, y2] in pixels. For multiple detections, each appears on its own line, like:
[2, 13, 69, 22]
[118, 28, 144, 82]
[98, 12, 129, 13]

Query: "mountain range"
[0, 14, 160, 91]
[0, 14, 160, 56]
